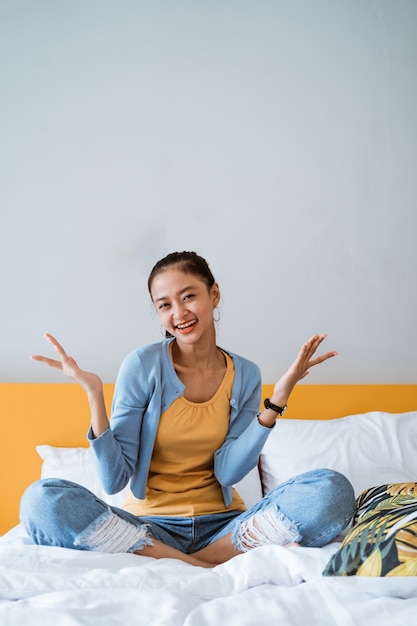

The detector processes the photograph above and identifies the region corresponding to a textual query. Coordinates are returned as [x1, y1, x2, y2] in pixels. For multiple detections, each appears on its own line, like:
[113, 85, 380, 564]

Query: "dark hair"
[147, 251, 216, 299]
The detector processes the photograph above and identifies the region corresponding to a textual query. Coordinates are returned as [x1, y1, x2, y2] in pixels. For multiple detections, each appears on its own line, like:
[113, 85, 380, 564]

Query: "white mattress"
[1, 526, 417, 626]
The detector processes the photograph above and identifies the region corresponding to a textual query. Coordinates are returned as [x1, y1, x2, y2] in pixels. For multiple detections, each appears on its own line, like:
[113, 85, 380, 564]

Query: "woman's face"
[150, 268, 220, 344]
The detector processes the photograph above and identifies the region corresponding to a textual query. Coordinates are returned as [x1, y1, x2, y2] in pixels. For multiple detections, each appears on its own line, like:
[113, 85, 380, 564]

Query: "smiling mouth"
[175, 319, 197, 331]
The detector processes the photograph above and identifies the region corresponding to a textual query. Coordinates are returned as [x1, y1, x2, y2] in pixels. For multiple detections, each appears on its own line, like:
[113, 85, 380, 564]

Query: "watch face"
[264, 398, 287, 415]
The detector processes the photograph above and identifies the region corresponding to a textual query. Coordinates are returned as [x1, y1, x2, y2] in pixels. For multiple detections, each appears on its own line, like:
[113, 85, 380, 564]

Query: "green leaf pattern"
[323, 483, 417, 577]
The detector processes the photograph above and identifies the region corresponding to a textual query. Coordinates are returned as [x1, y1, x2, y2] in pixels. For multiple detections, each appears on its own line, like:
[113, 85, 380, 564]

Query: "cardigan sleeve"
[88, 349, 151, 494]
[213, 355, 273, 487]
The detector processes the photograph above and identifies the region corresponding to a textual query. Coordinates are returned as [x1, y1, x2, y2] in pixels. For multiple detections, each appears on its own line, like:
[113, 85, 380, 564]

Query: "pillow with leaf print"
[323, 483, 417, 577]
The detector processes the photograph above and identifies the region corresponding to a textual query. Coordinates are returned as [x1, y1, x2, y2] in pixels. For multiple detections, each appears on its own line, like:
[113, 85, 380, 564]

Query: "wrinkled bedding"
[1, 527, 417, 626]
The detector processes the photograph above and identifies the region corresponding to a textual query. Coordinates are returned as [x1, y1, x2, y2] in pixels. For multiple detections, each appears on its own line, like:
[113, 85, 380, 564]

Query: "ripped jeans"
[20, 469, 355, 555]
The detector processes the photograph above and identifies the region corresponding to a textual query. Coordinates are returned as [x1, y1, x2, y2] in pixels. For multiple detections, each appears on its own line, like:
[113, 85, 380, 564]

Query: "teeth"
[177, 320, 196, 329]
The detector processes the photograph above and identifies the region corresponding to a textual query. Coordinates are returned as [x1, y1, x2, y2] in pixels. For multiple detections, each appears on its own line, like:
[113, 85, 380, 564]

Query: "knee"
[285, 468, 355, 515]
[21, 478, 66, 521]
[303, 469, 355, 545]
[290, 469, 356, 547]
[20, 478, 107, 548]
[319, 469, 355, 517]
[20, 478, 88, 535]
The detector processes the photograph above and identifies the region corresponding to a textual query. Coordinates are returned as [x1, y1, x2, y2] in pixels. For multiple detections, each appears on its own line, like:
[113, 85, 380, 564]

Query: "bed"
[1, 383, 417, 625]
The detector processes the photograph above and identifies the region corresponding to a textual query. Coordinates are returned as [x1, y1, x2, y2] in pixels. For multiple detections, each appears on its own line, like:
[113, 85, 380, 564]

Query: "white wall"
[1, 0, 416, 384]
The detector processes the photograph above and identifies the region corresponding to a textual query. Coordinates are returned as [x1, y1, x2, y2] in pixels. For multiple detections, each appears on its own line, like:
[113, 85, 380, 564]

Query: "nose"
[172, 300, 187, 320]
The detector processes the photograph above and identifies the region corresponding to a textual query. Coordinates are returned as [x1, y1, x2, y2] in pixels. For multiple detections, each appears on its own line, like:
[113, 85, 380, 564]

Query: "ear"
[211, 282, 221, 308]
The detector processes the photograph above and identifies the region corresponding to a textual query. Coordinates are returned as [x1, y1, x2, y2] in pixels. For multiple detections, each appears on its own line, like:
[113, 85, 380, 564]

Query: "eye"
[158, 302, 170, 310]
[183, 293, 195, 301]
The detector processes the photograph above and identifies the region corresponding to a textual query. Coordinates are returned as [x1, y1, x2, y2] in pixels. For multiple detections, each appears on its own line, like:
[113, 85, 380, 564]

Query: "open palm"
[273, 334, 337, 400]
[31, 333, 103, 395]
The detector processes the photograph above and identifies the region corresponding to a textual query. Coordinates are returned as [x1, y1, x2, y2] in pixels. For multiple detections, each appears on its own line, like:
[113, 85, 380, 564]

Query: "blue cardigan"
[88, 339, 273, 508]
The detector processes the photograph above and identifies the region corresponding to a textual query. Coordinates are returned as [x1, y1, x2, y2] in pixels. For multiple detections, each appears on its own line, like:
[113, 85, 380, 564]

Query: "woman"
[21, 251, 355, 567]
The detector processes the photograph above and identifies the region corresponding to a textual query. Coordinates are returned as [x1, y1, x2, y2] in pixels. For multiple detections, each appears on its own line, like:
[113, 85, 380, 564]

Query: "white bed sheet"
[1, 526, 417, 626]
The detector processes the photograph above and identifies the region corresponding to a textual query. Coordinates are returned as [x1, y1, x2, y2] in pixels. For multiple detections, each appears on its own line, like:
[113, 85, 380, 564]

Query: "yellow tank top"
[123, 349, 246, 516]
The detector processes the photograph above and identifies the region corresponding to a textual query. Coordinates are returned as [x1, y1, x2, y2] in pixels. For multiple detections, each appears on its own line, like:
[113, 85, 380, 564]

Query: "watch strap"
[264, 397, 287, 415]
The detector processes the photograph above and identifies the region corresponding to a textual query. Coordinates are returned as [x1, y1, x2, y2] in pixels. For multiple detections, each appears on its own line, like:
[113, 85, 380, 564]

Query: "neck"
[171, 336, 221, 371]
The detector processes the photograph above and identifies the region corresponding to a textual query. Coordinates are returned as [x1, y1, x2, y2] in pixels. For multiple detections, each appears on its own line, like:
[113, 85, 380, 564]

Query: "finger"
[302, 333, 330, 362]
[30, 355, 63, 370]
[308, 333, 327, 352]
[308, 351, 338, 368]
[297, 334, 322, 361]
[44, 333, 69, 361]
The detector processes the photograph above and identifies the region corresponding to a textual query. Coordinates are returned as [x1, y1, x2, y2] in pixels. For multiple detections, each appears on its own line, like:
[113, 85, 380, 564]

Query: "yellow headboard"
[1, 383, 416, 535]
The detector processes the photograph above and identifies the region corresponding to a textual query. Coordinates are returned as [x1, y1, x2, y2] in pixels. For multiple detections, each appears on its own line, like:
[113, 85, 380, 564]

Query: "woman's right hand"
[31, 333, 103, 397]
[32, 333, 109, 438]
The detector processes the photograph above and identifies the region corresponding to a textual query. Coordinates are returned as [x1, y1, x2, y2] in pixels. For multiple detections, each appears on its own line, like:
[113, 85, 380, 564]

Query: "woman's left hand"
[272, 333, 337, 407]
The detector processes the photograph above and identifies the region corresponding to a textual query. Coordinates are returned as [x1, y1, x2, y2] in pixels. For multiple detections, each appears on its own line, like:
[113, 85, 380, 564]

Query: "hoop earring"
[213, 306, 220, 322]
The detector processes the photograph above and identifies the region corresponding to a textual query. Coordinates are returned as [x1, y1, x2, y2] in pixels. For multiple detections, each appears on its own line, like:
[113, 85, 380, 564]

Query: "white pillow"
[234, 465, 263, 508]
[259, 411, 417, 497]
[37, 445, 264, 509]
[36, 445, 130, 508]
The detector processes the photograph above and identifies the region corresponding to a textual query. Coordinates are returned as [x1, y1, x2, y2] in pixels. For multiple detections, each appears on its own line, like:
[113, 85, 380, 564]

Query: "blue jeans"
[20, 469, 355, 554]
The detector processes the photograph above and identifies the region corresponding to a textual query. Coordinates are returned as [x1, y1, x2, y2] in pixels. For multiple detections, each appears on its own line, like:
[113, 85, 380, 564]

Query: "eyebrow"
[153, 285, 196, 304]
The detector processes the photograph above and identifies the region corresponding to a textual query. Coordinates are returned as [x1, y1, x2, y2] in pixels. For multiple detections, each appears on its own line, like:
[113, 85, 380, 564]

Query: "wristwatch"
[264, 397, 288, 416]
